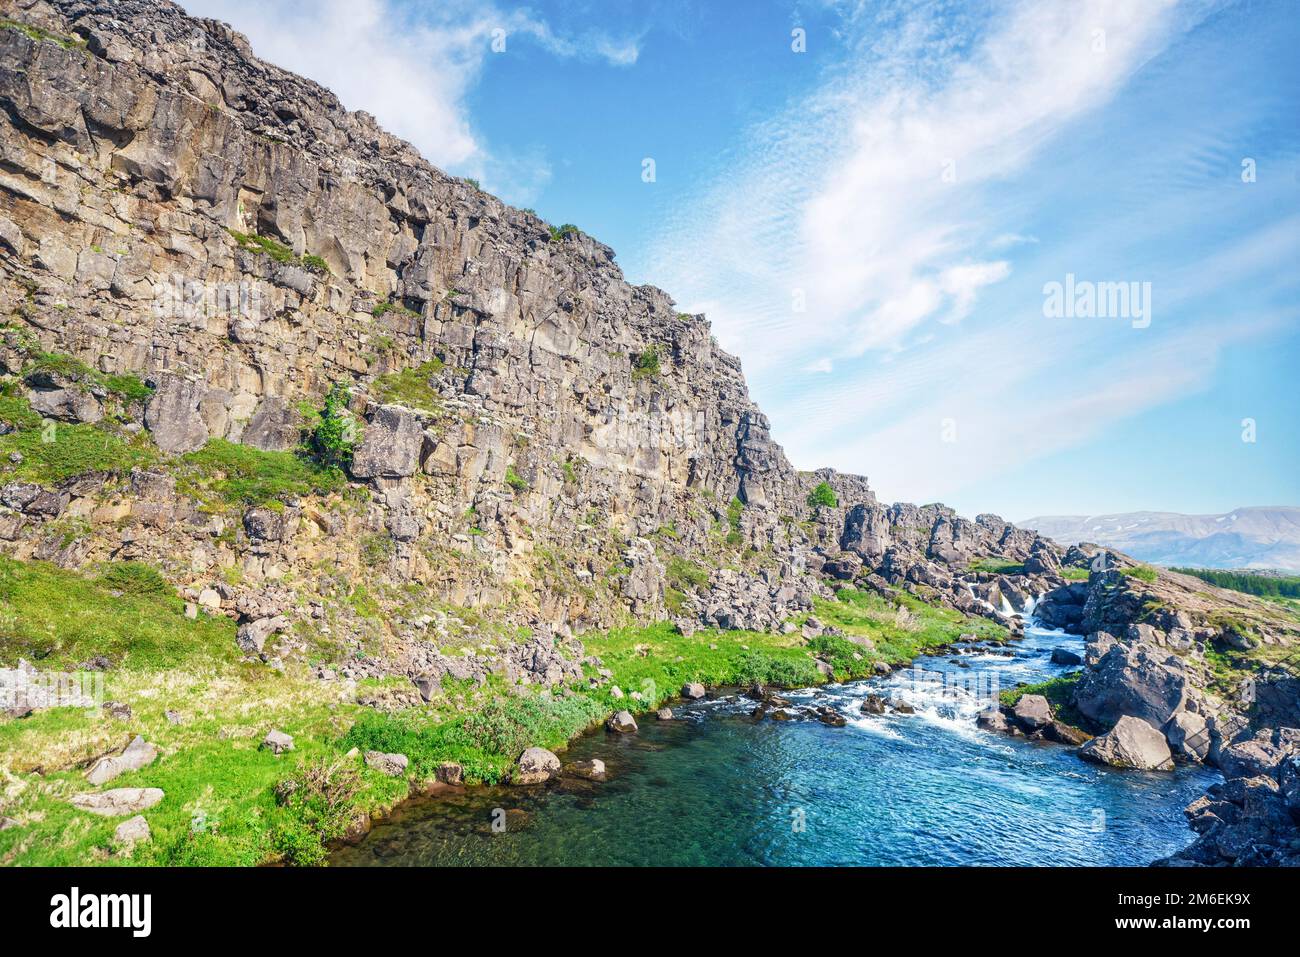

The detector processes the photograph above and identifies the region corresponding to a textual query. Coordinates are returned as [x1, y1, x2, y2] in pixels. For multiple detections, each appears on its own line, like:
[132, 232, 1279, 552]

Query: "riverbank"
[0, 567, 1002, 866]
[332, 619, 1220, 866]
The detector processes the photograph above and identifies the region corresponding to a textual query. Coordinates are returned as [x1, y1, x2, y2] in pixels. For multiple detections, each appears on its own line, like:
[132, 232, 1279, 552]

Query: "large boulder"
[1079, 715, 1174, 771]
[242, 396, 301, 451]
[513, 746, 560, 785]
[364, 751, 409, 777]
[1165, 711, 1211, 763]
[350, 405, 423, 478]
[606, 710, 638, 733]
[681, 682, 706, 700]
[1072, 641, 1187, 729]
[70, 788, 165, 816]
[1012, 694, 1052, 730]
[85, 735, 158, 785]
[144, 375, 209, 454]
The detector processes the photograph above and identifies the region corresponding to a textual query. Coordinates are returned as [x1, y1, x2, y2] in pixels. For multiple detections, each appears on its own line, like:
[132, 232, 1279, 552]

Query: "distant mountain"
[1018, 507, 1300, 572]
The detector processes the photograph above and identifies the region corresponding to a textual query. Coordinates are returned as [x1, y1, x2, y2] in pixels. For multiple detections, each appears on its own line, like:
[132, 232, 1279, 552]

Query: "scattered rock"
[1012, 694, 1052, 730]
[976, 706, 1008, 732]
[114, 815, 151, 846]
[70, 788, 165, 816]
[681, 682, 706, 700]
[514, 746, 560, 785]
[1165, 711, 1211, 763]
[364, 751, 409, 777]
[860, 695, 887, 715]
[85, 735, 158, 785]
[656, 707, 673, 720]
[261, 729, 294, 754]
[436, 762, 463, 785]
[1050, 648, 1083, 666]
[102, 701, 132, 721]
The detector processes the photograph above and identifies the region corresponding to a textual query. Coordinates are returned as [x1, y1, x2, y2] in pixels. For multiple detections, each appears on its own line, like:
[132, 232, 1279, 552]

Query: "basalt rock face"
[0, 0, 1061, 646]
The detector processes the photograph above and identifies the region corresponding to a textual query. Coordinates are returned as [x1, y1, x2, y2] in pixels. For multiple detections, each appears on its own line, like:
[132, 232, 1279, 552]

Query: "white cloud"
[650, 0, 1184, 372]
[178, 0, 639, 196]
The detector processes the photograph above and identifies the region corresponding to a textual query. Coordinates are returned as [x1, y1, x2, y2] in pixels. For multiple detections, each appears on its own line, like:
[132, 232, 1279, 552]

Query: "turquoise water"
[332, 621, 1218, 866]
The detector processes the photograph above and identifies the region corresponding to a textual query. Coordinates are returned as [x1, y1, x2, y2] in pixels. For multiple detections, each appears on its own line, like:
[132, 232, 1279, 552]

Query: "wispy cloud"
[638, 0, 1300, 515]
[179, 0, 640, 199]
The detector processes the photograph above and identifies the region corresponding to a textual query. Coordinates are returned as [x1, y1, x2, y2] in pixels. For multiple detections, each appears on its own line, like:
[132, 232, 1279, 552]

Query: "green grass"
[371, 300, 421, 320]
[809, 586, 1007, 678]
[1060, 567, 1090, 581]
[2, 17, 87, 50]
[1120, 564, 1158, 582]
[176, 439, 345, 509]
[0, 557, 236, 669]
[227, 229, 328, 274]
[505, 465, 529, 492]
[0, 391, 156, 484]
[370, 359, 443, 411]
[968, 557, 1025, 575]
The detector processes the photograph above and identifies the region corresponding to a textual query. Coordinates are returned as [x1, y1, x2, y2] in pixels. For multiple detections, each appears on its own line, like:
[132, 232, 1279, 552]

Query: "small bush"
[97, 561, 171, 598]
[310, 383, 357, 470]
[548, 223, 580, 242]
[631, 346, 662, 380]
[807, 481, 838, 509]
[271, 758, 363, 866]
[505, 465, 529, 492]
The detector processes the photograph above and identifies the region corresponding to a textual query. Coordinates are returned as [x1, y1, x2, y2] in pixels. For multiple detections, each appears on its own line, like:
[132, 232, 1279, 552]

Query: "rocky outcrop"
[1161, 730, 1300, 866]
[1072, 640, 1188, 730]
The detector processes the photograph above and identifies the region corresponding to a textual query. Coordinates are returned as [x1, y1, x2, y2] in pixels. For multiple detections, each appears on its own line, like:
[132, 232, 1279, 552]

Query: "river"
[332, 619, 1217, 866]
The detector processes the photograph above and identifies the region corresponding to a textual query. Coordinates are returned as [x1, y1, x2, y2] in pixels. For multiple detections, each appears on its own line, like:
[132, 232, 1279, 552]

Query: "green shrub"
[310, 383, 357, 470]
[505, 465, 529, 492]
[270, 758, 363, 866]
[726, 496, 744, 546]
[548, 223, 580, 242]
[631, 346, 661, 380]
[666, 556, 710, 591]
[807, 481, 838, 509]
[97, 561, 171, 598]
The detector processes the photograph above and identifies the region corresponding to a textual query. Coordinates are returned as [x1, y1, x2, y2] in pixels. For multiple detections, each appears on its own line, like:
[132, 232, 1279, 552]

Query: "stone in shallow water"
[514, 747, 560, 785]
[566, 758, 606, 780]
[606, 710, 638, 733]
[1079, 715, 1174, 771]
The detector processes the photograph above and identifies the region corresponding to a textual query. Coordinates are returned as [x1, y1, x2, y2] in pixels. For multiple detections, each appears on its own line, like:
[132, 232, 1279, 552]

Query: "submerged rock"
[566, 758, 606, 780]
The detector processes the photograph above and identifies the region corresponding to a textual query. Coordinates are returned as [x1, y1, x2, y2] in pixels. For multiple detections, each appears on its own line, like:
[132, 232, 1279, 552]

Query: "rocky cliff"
[1, 0, 1297, 867]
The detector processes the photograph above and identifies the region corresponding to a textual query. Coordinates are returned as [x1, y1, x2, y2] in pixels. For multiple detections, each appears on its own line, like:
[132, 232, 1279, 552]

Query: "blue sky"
[183, 0, 1299, 520]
